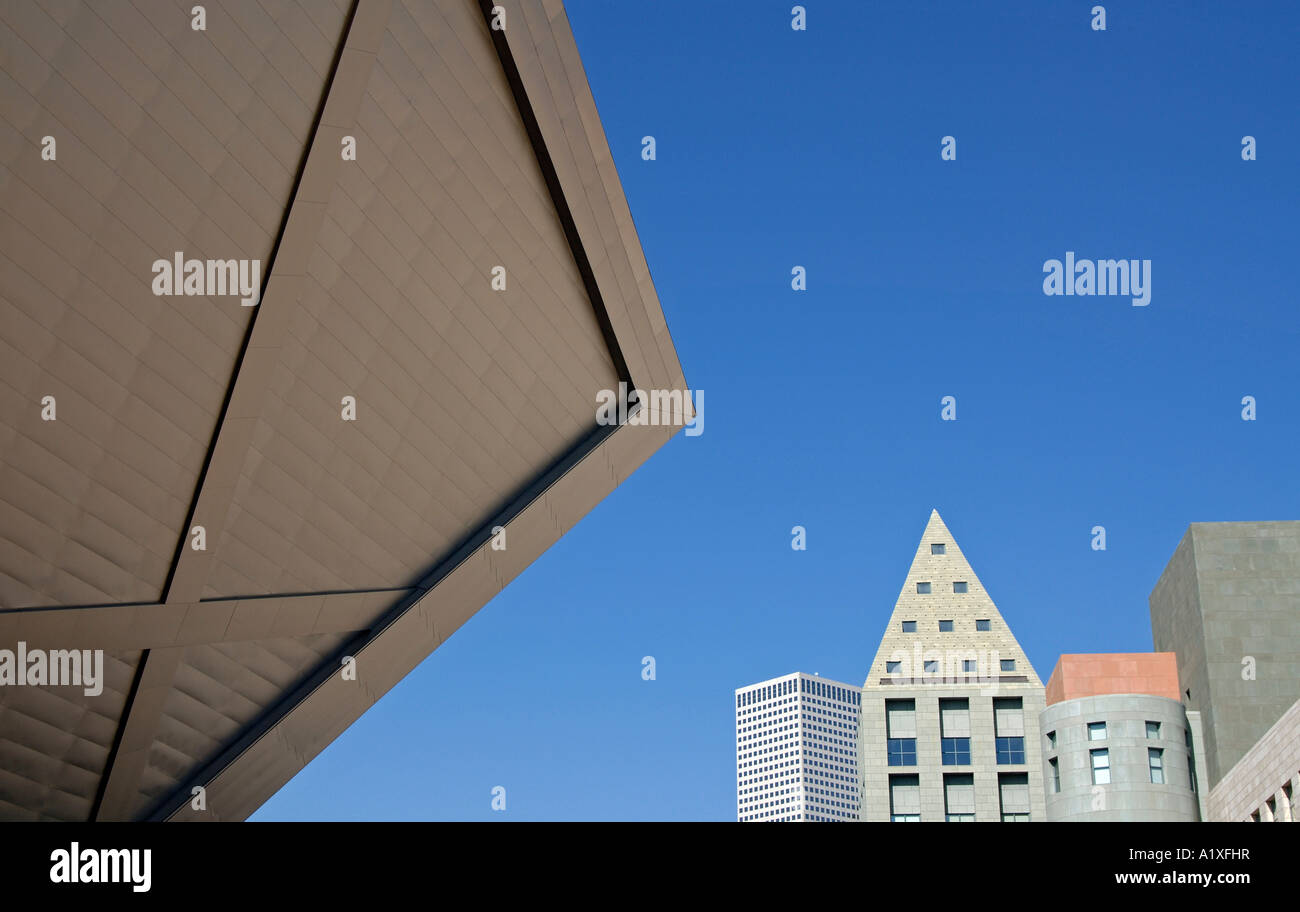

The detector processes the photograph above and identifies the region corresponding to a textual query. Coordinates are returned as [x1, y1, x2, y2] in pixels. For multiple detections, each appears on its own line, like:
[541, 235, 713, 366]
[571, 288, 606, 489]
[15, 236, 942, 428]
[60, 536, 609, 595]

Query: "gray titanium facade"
[1148, 521, 1300, 791]
[0, 0, 689, 821]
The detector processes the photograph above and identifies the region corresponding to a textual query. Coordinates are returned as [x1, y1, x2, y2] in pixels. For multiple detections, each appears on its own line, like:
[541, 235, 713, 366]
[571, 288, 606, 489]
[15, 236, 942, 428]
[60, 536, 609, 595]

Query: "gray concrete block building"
[1149, 522, 1300, 789]
[1149, 521, 1300, 822]
[858, 511, 1046, 822]
[1208, 696, 1300, 821]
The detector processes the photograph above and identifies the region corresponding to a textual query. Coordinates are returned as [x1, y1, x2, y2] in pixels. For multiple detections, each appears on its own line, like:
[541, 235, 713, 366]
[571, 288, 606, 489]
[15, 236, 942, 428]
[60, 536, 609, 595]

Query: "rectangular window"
[944, 773, 975, 820]
[924, 660, 938, 673]
[887, 738, 917, 767]
[976, 619, 991, 631]
[901, 621, 916, 633]
[953, 581, 968, 593]
[1090, 748, 1110, 785]
[995, 736, 1025, 764]
[1146, 721, 1160, 739]
[940, 699, 970, 737]
[941, 737, 971, 765]
[962, 659, 977, 673]
[931, 543, 945, 554]
[1000, 659, 1016, 672]
[939, 619, 953, 632]
[889, 774, 920, 821]
[998, 772, 1030, 819]
[1049, 757, 1060, 793]
[886, 660, 902, 674]
[916, 582, 931, 594]
[1087, 722, 1107, 741]
[993, 697, 1024, 737]
[886, 699, 916, 738]
[1148, 748, 1165, 784]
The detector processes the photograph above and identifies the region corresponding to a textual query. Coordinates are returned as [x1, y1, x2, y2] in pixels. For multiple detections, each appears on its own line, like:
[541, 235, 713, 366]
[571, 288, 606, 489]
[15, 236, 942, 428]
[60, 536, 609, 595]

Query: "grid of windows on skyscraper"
[736, 675, 861, 822]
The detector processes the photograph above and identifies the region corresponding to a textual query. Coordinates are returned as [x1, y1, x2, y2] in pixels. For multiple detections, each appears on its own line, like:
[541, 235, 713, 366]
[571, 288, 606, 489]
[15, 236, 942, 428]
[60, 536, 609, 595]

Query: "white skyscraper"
[736, 672, 861, 822]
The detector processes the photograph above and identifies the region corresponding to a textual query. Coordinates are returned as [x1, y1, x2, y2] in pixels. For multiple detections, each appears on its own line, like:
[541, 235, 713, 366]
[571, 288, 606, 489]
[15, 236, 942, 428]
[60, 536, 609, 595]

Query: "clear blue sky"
[254, 1, 1299, 820]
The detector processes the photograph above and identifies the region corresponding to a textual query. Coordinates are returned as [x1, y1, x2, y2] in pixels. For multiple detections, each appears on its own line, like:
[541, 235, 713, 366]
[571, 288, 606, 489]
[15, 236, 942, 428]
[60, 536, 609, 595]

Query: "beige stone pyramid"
[865, 510, 1041, 689]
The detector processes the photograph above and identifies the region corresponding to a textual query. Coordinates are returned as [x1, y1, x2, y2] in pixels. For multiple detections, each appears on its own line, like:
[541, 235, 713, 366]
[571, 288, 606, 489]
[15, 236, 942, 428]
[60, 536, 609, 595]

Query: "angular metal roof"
[0, 0, 687, 820]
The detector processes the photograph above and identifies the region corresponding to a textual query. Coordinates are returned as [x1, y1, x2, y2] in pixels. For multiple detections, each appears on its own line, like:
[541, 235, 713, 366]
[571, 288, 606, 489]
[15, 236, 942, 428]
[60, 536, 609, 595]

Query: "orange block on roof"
[1044, 653, 1181, 706]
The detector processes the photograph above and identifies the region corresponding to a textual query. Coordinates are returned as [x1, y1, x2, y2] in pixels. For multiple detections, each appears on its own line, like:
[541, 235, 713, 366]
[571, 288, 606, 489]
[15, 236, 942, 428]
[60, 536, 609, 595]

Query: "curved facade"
[1040, 694, 1200, 822]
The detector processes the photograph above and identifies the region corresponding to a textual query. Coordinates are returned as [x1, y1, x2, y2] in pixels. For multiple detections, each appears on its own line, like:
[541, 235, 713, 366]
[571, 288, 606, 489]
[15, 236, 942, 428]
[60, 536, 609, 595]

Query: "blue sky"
[254, 1, 1299, 820]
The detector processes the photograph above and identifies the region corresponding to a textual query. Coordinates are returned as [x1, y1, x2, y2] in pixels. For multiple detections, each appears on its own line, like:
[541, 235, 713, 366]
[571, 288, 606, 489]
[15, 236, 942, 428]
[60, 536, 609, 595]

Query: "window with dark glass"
[995, 736, 1025, 764]
[1091, 748, 1110, 785]
[1148, 748, 1165, 784]
[887, 738, 917, 767]
[942, 737, 971, 765]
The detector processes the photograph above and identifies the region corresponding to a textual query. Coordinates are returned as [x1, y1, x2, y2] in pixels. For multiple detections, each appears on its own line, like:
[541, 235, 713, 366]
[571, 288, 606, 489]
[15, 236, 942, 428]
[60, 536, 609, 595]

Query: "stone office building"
[736, 515, 1300, 824]
[1149, 521, 1300, 822]
[858, 511, 1046, 822]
